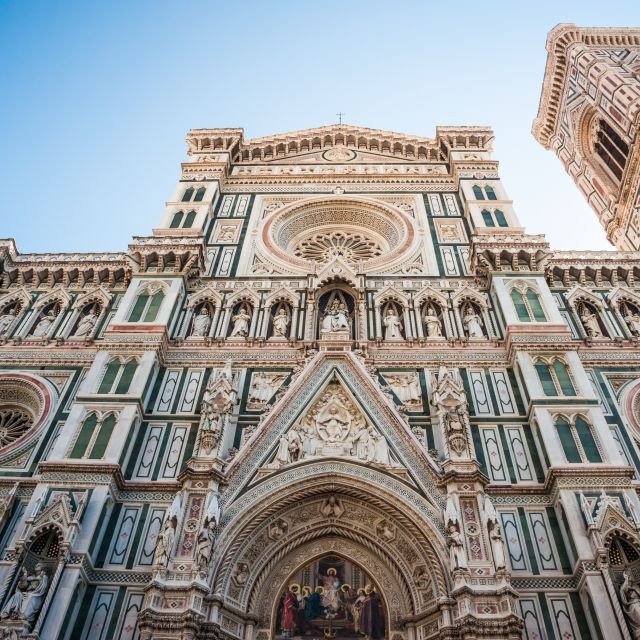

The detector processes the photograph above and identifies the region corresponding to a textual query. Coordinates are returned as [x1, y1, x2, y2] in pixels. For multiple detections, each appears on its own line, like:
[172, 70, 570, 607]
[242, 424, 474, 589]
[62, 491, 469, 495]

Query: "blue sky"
[1, 0, 639, 254]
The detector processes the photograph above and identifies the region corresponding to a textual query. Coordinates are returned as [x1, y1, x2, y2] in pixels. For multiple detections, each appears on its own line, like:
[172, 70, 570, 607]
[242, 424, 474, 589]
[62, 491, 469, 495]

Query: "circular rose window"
[259, 196, 415, 275]
[0, 375, 52, 455]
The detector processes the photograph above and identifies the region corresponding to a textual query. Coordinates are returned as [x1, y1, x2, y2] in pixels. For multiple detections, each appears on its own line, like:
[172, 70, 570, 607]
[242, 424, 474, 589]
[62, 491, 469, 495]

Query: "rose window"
[293, 231, 383, 265]
[0, 375, 50, 454]
[0, 409, 33, 447]
[259, 197, 416, 274]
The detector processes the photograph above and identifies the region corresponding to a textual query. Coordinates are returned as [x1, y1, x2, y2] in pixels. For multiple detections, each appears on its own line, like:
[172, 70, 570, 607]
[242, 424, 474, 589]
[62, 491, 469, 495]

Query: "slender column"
[289, 306, 299, 339]
[402, 304, 412, 339]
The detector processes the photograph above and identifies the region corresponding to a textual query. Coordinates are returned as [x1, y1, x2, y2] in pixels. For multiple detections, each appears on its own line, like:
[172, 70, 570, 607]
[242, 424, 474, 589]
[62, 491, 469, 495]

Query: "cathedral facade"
[1, 29, 640, 640]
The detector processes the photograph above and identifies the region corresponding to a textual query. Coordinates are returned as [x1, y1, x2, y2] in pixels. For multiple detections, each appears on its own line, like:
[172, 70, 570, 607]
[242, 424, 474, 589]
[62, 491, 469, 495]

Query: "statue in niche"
[484, 496, 507, 571]
[32, 309, 57, 337]
[272, 307, 290, 338]
[8, 563, 49, 631]
[0, 308, 17, 336]
[423, 305, 443, 338]
[622, 304, 640, 336]
[191, 306, 212, 337]
[196, 518, 216, 574]
[444, 497, 468, 571]
[462, 303, 484, 338]
[154, 517, 176, 567]
[579, 304, 603, 337]
[321, 298, 350, 336]
[230, 306, 251, 337]
[384, 374, 421, 406]
[620, 570, 640, 638]
[233, 563, 249, 586]
[72, 307, 98, 338]
[431, 366, 471, 458]
[383, 307, 403, 340]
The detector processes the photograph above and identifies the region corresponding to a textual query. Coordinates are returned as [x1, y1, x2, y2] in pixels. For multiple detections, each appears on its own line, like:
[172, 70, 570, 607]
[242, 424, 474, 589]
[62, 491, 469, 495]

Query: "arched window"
[594, 119, 629, 182]
[170, 211, 184, 229]
[70, 413, 117, 459]
[494, 209, 508, 227]
[128, 288, 164, 323]
[534, 359, 576, 396]
[97, 358, 138, 394]
[481, 209, 495, 227]
[510, 287, 547, 322]
[555, 416, 602, 463]
[472, 185, 485, 200]
[193, 186, 206, 202]
[183, 210, 197, 229]
[485, 186, 498, 200]
[181, 187, 194, 202]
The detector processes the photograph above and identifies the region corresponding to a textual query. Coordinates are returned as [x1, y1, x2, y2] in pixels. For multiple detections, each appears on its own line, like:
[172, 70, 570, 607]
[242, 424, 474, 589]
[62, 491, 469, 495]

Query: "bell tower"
[533, 24, 640, 250]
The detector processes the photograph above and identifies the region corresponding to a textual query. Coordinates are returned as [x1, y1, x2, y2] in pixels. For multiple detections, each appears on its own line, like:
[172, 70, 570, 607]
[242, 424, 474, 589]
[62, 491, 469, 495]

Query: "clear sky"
[1, 0, 639, 254]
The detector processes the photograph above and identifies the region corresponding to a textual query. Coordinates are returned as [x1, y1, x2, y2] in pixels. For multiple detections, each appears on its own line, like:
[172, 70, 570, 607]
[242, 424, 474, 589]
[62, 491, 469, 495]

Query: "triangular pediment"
[223, 352, 442, 504]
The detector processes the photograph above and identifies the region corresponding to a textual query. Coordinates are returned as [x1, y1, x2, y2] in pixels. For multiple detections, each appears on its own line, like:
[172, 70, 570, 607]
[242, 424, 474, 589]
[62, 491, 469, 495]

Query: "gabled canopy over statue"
[431, 366, 471, 458]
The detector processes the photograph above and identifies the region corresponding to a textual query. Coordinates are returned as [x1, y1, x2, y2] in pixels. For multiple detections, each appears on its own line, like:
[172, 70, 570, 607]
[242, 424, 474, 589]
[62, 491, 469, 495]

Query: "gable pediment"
[223, 352, 443, 507]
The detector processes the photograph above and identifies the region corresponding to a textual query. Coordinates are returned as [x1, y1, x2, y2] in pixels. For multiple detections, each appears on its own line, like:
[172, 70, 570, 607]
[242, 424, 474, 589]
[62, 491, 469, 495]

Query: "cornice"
[532, 23, 640, 147]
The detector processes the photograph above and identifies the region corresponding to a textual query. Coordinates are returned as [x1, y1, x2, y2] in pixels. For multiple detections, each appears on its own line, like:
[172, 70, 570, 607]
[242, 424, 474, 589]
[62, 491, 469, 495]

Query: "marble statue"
[621, 570, 640, 639]
[1, 568, 28, 619]
[196, 519, 216, 573]
[272, 307, 290, 338]
[32, 310, 57, 337]
[73, 310, 98, 337]
[383, 307, 403, 340]
[321, 299, 350, 335]
[275, 428, 302, 466]
[423, 305, 442, 337]
[230, 307, 251, 337]
[234, 563, 249, 586]
[623, 307, 640, 336]
[0, 308, 17, 336]
[320, 495, 345, 518]
[154, 518, 175, 567]
[462, 305, 483, 338]
[580, 307, 603, 337]
[444, 497, 467, 571]
[191, 307, 211, 337]
[484, 496, 507, 571]
[22, 563, 48, 629]
[431, 366, 471, 457]
[204, 491, 221, 527]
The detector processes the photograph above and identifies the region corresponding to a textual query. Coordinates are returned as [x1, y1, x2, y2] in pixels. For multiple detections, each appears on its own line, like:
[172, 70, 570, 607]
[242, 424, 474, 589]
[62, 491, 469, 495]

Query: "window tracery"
[293, 231, 383, 265]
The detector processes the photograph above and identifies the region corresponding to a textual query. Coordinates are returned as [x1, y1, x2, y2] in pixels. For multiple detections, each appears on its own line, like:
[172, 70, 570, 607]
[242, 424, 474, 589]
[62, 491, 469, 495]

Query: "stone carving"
[376, 519, 396, 541]
[430, 366, 471, 457]
[268, 518, 288, 540]
[191, 307, 211, 337]
[269, 382, 395, 468]
[483, 496, 506, 571]
[462, 303, 483, 338]
[383, 373, 421, 408]
[423, 305, 443, 338]
[383, 307, 403, 340]
[32, 310, 57, 338]
[154, 492, 182, 567]
[0, 484, 17, 524]
[624, 308, 640, 336]
[272, 308, 290, 338]
[247, 372, 287, 409]
[198, 365, 237, 456]
[579, 305, 603, 337]
[0, 309, 17, 337]
[320, 495, 345, 518]
[72, 306, 99, 338]
[233, 562, 250, 586]
[196, 519, 216, 574]
[321, 299, 351, 337]
[0, 563, 49, 631]
[620, 570, 640, 639]
[444, 497, 467, 571]
[230, 307, 251, 338]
